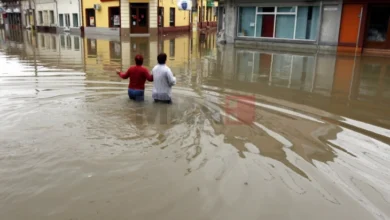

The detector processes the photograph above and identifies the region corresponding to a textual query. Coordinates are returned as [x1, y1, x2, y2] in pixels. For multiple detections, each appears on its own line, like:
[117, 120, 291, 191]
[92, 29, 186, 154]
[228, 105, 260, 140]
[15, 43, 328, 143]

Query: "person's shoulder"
[165, 66, 172, 72]
[141, 66, 150, 71]
[128, 65, 137, 71]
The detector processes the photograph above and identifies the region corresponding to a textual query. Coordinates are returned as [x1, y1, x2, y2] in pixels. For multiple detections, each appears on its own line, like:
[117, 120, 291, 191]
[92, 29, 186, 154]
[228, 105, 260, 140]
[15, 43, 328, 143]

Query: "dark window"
[169, 8, 175, 27]
[50, 10, 54, 24]
[158, 7, 164, 27]
[38, 11, 43, 24]
[72, 13, 78, 27]
[108, 7, 120, 27]
[65, 14, 70, 27]
[86, 9, 95, 27]
[59, 14, 64, 26]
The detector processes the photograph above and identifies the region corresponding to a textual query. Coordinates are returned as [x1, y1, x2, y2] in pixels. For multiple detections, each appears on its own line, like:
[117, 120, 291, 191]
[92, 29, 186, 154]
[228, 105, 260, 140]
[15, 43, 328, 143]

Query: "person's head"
[135, 54, 144, 66]
[157, 53, 167, 65]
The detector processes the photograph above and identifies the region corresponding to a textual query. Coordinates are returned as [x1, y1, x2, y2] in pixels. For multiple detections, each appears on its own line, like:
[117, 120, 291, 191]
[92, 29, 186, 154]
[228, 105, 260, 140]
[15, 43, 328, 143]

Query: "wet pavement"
[1, 29, 390, 220]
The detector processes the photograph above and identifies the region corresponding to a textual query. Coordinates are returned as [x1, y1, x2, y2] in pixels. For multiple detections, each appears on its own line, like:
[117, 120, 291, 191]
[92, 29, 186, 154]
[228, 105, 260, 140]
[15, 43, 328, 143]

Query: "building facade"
[34, 0, 58, 33]
[57, 0, 83, 34]
[218, 0, 343, 52]
[337, 0, 390, 54]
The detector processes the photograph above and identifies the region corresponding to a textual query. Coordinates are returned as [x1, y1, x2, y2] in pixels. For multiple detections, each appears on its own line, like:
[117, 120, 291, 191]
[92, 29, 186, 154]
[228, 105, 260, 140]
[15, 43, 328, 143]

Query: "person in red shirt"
[116, 55, 153, 101]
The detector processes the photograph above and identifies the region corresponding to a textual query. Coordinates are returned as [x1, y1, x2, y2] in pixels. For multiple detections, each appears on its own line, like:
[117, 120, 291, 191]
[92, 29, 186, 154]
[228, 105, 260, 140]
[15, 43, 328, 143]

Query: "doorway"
[365, 6, 390, 49]
[130, 3, 148, 34]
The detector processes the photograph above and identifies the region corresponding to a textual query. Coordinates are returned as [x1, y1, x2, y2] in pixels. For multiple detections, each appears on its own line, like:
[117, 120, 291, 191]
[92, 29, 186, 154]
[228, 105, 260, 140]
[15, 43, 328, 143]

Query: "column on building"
[149, 0, 158, 35]
[120, 0, 130, 36]
[224, 0, 235, 44]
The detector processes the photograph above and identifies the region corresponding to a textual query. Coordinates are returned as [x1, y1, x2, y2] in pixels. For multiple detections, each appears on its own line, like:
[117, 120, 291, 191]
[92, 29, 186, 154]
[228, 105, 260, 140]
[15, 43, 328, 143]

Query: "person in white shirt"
[151, 53, 176, 104]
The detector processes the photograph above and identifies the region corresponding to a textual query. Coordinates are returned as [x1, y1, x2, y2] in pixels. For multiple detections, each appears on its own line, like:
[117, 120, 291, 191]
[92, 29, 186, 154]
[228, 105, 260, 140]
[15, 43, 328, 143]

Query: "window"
[72, 13, 78, 27]
[108, 7, 120, 27]
[158, 7, 164, 27]
[237, 6, 320, 40]
[65, 14, 70, 27]
[169, 8, 175, 27]
[59, 14, 64, 26]
[38, 11, 43, 24]
[50, 10, 54, 24]
[43, 11, 48, 25]
[86, 9, 95, 27]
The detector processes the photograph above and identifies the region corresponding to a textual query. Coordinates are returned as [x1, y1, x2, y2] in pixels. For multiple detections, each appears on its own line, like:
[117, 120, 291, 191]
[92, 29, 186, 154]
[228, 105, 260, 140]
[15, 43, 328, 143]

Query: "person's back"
[116, 54, 153, 101]
[152, 53, 176, 103]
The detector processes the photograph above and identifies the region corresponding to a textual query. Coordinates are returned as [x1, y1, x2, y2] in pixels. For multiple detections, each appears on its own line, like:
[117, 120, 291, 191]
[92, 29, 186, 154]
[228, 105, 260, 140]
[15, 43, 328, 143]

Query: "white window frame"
[65, 14, 70, 27]
[237, 5, 320, 41]
[59, 14, 64, 27]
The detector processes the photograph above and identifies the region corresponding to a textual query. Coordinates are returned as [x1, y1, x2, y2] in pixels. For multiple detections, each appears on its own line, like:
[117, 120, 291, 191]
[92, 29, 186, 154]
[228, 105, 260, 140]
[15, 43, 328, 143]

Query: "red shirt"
[119, 65, 153, 90]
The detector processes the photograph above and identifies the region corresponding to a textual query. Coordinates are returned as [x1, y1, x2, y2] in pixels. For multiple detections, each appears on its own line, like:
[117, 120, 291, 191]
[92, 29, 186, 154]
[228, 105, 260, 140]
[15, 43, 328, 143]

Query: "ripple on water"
[1, 44, 390, 220]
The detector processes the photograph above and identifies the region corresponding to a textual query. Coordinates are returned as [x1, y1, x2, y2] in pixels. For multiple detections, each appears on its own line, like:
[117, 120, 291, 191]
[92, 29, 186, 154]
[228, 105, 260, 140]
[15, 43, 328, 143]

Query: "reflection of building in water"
[20, 32, 84, 72]
[211, 46, 390, 128]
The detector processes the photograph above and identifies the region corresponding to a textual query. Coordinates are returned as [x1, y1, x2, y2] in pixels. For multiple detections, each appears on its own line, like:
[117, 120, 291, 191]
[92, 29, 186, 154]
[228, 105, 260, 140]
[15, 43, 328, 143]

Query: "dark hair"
[135, 55, 143, 66]
[157, 53, 167, 65]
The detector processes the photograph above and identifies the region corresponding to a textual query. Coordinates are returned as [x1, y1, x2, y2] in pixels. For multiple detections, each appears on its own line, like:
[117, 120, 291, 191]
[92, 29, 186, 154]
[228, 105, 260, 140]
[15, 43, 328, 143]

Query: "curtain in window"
[238, 7, 256, 37]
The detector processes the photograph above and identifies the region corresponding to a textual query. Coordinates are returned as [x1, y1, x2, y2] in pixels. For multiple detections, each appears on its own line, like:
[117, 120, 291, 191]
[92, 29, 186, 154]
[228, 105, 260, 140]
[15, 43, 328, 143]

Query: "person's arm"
[144, 68, 153, 82]
[116, 68, 130, 79]
[166, 68, 176, 87]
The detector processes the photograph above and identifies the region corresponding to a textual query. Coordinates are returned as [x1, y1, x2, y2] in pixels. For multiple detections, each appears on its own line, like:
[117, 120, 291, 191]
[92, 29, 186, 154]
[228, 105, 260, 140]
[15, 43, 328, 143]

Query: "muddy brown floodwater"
[1, 29, 390, 220]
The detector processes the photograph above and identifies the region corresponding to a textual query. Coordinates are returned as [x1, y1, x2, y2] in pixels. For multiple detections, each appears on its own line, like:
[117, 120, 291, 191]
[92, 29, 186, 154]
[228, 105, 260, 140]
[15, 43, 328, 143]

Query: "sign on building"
[177, 0, 192, 11]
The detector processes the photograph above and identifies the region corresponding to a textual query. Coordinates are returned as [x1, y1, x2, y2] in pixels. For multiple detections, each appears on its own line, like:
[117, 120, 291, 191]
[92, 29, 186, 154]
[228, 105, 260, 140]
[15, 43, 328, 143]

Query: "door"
[339, 4, 363, 45]
[130, 3, 148, 34]
[365, 6, 390, 49]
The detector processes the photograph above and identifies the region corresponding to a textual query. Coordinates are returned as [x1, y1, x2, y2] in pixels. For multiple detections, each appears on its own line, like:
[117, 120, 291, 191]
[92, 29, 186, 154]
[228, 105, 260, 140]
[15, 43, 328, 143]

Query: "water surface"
[1, 29, 390, 220]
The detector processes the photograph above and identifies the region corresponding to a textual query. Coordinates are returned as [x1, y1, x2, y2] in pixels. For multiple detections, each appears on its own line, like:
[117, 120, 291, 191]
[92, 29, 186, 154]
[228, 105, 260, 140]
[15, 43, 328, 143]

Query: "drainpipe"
[31, 0, 37, 35]
[316, 1, 323, 50]
[200, 0, 203, 29]
[54, 0, 58, 33]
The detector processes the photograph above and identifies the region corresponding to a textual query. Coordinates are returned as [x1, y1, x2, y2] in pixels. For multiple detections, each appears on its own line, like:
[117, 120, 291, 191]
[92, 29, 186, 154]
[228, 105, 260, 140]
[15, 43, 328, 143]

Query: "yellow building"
[81, 0, 217, 36]
[82, 0, 158, 36]
[157, 0, 191, 32]
[193, 0, 218, 29]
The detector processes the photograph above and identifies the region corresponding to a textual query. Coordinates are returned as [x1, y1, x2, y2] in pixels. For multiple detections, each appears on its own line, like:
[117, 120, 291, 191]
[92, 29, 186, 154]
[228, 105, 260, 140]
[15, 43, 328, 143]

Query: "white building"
[34, 0, 58, 32]
[57, 0, 82, 34]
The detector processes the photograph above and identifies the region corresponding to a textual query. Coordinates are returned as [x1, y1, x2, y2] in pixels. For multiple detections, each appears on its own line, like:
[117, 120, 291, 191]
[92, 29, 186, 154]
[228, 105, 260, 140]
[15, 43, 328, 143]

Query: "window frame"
[72, 13, 79, 27]
[65, 14, 70, 27]
[59, 14, 64, 27]
[236, 5, 321, 42]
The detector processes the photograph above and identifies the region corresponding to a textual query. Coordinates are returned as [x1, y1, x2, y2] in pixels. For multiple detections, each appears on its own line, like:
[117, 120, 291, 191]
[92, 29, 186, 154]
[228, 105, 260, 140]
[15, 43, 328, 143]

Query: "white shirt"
[151, 64, 176, 100]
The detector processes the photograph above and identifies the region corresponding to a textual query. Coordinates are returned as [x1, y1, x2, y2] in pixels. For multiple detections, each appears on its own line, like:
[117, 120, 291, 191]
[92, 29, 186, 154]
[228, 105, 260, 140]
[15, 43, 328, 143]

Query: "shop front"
[338, 0, 390, 54]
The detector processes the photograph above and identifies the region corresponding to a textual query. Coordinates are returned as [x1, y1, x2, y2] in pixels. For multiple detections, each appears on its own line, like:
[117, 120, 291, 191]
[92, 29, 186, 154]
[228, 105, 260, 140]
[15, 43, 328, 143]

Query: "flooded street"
[1, 29, 390, 220]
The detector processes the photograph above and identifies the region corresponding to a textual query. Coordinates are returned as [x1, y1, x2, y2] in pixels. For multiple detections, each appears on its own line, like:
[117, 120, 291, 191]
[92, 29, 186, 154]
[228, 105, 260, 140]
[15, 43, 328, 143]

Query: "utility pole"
[200, 0, 203, 29]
